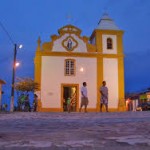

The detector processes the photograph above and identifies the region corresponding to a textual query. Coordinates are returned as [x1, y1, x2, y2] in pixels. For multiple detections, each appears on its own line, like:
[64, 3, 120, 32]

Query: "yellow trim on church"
[34, 24, 125, 112]
[94, 29, 125, 112]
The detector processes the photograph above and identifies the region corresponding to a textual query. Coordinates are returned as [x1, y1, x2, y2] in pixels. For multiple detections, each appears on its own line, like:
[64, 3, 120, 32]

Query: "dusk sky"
[0, 0, 150, 104]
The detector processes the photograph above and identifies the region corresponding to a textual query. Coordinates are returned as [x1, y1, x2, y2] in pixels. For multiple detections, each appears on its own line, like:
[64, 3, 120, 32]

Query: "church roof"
[96, 13, 120, 30]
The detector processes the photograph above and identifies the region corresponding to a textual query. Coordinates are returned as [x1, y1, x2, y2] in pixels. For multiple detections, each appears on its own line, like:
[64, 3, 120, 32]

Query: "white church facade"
[34, 13, 126, 112]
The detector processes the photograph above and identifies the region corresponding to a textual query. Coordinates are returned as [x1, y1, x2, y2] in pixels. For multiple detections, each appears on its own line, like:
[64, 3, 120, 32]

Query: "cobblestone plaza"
[0, 111, 150, 149]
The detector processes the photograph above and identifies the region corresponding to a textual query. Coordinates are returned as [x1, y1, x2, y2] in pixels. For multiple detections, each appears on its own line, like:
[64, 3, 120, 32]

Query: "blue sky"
[0, 0, 150, 104]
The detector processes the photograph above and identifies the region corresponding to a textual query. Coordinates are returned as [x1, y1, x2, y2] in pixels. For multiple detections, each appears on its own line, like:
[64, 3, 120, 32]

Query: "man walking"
[100, 81, 108, 112]
[79, 82, 88, 112]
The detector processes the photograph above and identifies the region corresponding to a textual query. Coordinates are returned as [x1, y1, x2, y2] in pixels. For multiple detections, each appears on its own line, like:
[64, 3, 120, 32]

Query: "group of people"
[17, 82, 108, 113]
[79, 81, 108, 113]
[18, 93, 38, 112]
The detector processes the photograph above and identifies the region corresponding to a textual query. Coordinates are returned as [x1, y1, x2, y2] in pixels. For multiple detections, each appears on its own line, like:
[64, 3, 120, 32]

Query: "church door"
[61, 84, 79, 112]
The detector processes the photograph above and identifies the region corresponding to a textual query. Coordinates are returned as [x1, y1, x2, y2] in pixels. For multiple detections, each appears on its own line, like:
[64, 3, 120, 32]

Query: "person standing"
[67, 97, 71, 113]
[33, 94, 38, 112]
[100, 81, 108, 112]
[71, 91, 77, 112]
[24, 94, 31, 112]
[79, 82, 88, 112]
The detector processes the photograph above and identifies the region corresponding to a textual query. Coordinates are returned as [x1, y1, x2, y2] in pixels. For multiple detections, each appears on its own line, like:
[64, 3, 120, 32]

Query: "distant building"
[34, 13, 125, 112]
[125, 90, 150, 111]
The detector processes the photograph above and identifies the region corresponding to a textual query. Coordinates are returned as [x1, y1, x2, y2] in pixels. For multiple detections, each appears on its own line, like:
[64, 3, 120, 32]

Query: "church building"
[34, 13, 125, 112]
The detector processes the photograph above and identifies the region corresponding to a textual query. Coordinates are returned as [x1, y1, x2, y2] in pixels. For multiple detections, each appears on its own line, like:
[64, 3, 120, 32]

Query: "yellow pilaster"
[117, 31, 124, 54]
[34, 53, 41, 88]
[96, 55, 103, 112]
[34, 37, 43, 111]
[34, 52, 42, 111]
[95, 30, 102, 52]
[118, 57, 126, 111]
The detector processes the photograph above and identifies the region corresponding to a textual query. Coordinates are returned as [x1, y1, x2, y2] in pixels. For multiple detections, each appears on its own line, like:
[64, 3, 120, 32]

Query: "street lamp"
[15, 62, 20, 67]
[10, 44, 22, 112]
[0, 21, 23, 112]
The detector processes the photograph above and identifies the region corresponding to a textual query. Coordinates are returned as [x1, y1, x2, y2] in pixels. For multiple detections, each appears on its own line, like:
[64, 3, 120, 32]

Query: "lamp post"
[10, 44, 22, 112]
[0, 21, 22, 112]
[10, 44, 17, 112]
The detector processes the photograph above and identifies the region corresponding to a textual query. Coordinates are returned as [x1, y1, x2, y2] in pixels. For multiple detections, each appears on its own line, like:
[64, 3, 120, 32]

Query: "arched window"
[65, 59, 75, 76]
[107, 38, 113, 49]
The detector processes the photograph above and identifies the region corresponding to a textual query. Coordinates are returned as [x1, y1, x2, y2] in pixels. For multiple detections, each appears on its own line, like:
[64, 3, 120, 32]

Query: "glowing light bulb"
[15, 62, 20, 67]
[80, 67, 84, 72]
[19, 44, 23, 49]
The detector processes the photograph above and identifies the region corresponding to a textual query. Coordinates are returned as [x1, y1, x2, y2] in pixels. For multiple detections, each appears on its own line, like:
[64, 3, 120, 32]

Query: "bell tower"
[90, 13, 125, 111]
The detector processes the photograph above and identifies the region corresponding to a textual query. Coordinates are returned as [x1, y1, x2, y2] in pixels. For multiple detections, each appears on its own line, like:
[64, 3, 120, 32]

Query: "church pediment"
[58, 25, 81, 36]
[40, 24, 96, 53]
[51, 33, 87, 52]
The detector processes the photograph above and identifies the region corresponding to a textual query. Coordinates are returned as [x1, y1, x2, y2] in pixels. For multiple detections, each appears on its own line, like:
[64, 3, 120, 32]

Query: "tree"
[14, 77, 39, 93]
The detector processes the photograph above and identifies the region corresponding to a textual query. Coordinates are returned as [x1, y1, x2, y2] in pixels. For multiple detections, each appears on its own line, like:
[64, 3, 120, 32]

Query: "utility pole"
[0, 21, 22, 112]
[10, 44, 17, 112]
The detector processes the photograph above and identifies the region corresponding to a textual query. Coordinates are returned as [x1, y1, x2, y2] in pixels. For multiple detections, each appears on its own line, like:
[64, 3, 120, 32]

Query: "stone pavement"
[0, 111, 150, 150]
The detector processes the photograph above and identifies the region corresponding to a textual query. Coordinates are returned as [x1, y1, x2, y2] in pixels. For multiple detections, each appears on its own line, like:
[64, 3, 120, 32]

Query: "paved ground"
[0, 111, 150, 150]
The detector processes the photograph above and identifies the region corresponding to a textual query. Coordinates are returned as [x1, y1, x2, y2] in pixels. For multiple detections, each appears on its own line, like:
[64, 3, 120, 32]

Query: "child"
[67, 97, 71, 113]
